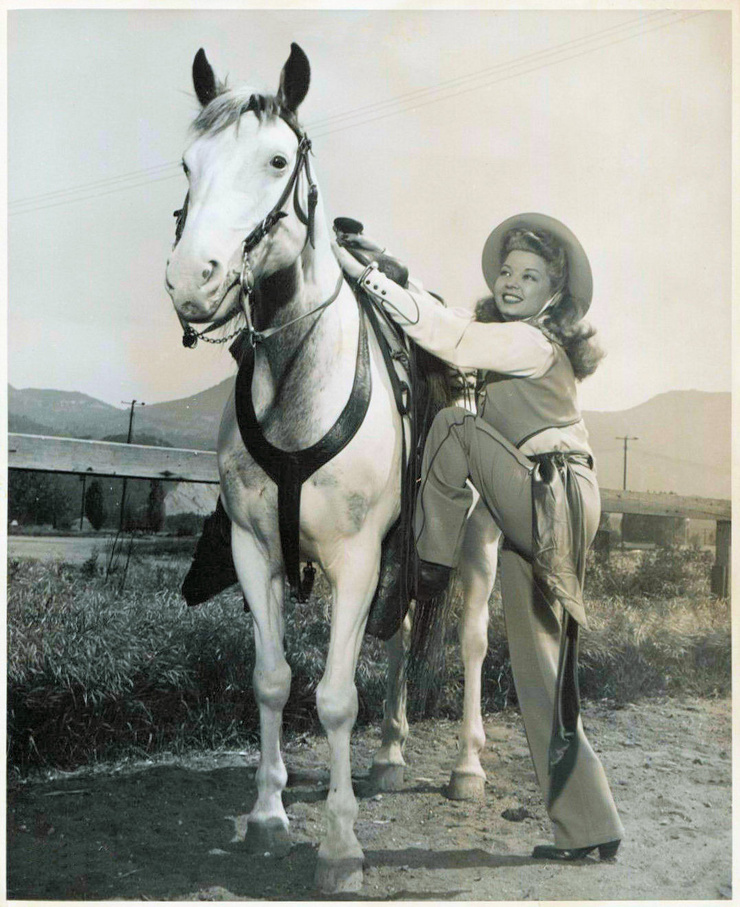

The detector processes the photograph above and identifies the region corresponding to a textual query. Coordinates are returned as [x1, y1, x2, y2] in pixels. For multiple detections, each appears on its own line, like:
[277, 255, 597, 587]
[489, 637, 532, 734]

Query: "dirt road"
[7, 534, 193, 564]
[7, 534, 110, 564]
[7, 697, 731, 901]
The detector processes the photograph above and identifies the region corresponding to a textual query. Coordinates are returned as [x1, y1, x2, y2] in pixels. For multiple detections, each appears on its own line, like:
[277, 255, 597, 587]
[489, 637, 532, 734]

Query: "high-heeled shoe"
[532, 839, 620, 862]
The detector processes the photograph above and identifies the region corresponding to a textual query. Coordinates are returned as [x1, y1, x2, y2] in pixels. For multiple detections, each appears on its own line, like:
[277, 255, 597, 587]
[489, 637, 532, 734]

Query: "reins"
[242, 270, 344, 347]
[175, 112, 322, 350]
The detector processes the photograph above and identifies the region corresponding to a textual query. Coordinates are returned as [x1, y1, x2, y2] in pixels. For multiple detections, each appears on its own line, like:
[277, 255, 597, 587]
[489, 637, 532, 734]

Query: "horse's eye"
[271, 155, 288, 171]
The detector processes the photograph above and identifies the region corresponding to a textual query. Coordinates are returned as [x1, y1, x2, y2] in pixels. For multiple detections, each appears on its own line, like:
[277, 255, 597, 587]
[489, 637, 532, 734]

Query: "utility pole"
[118, 400, 146, 530]
[107, 399, 145, 580]
[616, 435, 639, 490]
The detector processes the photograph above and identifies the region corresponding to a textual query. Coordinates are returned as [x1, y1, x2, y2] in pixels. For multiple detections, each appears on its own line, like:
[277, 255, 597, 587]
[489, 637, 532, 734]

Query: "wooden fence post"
[711, 520, 731, 598]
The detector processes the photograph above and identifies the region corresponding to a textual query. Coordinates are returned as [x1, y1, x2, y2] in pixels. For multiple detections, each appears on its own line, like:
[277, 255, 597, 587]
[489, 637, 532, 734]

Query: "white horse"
[165, 44, 501, 893]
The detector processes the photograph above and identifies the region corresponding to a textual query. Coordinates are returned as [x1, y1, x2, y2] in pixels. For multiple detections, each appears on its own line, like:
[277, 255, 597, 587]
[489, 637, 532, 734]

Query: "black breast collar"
[235, 308, 371, 599]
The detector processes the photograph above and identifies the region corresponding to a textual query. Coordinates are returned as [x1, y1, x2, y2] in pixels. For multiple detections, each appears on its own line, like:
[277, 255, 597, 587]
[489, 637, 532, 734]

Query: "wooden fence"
[8, 432, 732, 596]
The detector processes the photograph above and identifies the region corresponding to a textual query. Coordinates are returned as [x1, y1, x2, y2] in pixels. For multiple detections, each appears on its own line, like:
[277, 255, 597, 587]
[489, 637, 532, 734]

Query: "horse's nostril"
[201, 261, 219, 284]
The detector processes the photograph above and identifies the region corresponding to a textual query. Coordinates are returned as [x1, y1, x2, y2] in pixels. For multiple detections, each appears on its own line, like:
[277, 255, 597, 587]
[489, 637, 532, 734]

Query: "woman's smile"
[493, 249, 553, 320]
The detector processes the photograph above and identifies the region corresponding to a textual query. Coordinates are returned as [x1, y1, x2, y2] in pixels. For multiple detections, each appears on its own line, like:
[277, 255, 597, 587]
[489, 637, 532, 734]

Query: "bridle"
[173, 111, 338, 350]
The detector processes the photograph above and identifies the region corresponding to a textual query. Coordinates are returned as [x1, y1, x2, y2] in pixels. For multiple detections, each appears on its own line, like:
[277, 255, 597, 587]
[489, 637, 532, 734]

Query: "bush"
[631, 544, 712, 597]
[165, 513, 205, 537]
[585, 544, 712, 599]
[80, 552, 99, 578]
[6, 543, 730, 775]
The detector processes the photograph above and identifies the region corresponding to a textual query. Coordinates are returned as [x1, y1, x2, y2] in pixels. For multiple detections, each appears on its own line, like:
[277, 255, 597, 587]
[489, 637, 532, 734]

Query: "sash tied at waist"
[529, 450, 591, 629]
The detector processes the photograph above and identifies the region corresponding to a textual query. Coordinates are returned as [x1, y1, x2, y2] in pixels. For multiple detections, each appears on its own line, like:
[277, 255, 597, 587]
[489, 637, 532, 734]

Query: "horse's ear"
[193, 48, 219, 108]
[277, 43, 310, 113]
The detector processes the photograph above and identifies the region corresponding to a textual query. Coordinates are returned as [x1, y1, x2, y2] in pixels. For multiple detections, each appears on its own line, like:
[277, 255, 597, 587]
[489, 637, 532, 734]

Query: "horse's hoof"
[446, 771, 486, 800]
[368, 763, 405, 792]
[244, 818, 291, 857]
[314, 855, 364, 893]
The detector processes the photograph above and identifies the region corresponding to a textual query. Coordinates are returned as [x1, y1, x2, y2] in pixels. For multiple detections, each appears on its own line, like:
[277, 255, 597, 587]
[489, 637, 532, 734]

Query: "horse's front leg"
[447, 501, 501, 800]
[231, 523, 292, 855]
[314, 537, 380, 893]
[369, 610, 412, 791]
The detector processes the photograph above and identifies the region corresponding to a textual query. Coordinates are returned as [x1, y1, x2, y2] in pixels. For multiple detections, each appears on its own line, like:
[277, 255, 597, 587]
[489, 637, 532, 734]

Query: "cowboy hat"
[481, 213, 593, 319]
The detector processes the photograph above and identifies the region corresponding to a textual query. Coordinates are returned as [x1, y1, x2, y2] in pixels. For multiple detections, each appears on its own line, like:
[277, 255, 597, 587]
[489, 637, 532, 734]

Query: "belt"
[527, 449, 593, 471]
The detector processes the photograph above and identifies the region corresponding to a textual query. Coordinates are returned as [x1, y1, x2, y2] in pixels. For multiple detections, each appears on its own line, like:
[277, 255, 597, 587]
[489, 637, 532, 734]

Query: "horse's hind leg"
[447, 501, 501, 800]
[369, 610, 412, 791]
[314, 538, 380, 893]
[231, 524, 292, 855]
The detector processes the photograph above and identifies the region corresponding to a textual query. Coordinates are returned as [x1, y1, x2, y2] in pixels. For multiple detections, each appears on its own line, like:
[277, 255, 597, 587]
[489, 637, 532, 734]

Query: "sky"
[6, 5, 733, 414]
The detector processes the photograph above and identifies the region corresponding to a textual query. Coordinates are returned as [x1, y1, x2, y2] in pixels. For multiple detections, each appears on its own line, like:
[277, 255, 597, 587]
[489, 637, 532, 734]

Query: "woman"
[335, 213, 624, 861]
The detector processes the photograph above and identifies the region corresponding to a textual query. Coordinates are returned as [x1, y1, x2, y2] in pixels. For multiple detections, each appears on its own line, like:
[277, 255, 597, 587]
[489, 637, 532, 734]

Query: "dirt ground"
[7, 697, 731, 902]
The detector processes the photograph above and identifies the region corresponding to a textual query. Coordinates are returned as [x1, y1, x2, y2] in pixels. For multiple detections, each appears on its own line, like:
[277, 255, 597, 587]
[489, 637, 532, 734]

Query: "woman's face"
[493, 250, 554, 321]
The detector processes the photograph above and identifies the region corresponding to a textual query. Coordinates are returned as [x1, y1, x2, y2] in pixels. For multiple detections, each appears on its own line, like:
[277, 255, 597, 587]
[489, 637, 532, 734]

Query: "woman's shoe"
[532, 839, 620, 862]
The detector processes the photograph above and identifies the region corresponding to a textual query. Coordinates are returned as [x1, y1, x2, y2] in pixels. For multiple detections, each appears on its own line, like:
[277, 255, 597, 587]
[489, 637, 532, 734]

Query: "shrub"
[165, 513, 205, 537]
[585, 544, 712, 599]
[80, 552, 99, 578]
[631, 544, 712, 597]
[6, 544, 730, 775]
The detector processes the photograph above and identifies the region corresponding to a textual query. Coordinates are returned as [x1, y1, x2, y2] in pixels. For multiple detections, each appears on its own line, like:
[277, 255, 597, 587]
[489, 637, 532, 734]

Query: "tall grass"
[7, 544, 729, 774]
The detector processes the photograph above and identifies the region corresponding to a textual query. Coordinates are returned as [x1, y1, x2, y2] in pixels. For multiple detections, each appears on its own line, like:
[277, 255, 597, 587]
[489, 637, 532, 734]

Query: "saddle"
[333, 220, 461, 638]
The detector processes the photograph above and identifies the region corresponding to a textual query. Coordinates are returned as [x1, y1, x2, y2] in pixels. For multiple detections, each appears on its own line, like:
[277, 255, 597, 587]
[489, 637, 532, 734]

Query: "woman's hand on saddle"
[333, 236, 410, 288]
[332, 241, 371, 282]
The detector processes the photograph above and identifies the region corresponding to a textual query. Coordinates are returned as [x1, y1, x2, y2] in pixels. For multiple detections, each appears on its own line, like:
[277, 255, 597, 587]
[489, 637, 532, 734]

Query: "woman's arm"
[336, 248, 554, 376]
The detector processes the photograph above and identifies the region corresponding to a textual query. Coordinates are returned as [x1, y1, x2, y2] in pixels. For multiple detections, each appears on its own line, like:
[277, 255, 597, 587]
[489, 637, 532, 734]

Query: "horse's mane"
[191, 85, 299, 137]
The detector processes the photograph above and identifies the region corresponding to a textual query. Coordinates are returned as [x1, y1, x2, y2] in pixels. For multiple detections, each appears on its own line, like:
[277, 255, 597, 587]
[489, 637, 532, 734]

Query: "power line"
[10, 11, 672, 212]
[9, 10, 704, 217]
[9, 172, 185, 217]
[9, 161, 180, 209]
[307, 10, 677, 132]
[312, 11, 704, 139]
[10, 11, 696, 215]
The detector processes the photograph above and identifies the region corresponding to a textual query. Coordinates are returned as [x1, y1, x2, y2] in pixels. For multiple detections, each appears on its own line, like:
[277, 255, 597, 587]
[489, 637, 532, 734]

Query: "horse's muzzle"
[165, 268, 241, 325]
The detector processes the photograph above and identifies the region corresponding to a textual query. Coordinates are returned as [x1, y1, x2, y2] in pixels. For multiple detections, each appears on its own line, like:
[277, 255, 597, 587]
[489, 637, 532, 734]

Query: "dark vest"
[478, 341, 581, 448]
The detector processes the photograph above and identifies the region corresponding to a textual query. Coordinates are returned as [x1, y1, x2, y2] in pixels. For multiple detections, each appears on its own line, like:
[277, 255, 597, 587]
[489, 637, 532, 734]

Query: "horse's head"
[165, 44, 316, 326]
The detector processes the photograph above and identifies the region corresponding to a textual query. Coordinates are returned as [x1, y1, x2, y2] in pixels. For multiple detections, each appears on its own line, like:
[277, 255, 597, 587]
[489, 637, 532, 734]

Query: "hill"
[583, 390, 730, 498]
[8, 382, 730, 500]
[7, 381, 233, 450]
[8, 386, 125, 439]
[131, 380, 233, 451]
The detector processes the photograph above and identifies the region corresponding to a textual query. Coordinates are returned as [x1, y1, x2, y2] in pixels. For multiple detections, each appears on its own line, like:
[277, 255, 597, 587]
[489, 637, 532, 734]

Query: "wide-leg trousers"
[415, 406, 624, 848]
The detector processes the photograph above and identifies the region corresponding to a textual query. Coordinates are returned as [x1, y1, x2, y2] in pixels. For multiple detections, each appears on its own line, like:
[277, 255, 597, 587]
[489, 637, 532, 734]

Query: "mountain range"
[8, 383, 731, 500]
